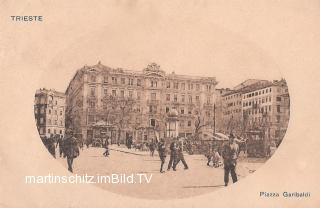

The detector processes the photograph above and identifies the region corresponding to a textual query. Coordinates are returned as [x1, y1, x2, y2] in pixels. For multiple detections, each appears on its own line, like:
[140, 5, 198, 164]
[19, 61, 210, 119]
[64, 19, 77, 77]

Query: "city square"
[34, 61, 289, 199]
[54, 145, 266, 199]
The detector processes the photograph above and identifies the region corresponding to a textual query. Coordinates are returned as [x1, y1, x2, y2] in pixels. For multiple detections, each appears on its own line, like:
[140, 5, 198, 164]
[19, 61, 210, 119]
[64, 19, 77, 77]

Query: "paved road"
[55, 146, 265, 199]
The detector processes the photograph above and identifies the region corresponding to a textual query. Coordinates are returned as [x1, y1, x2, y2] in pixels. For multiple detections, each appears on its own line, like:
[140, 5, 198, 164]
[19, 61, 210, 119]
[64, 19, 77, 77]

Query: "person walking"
[128, 136, 133, 149]
[222, 134, 239, 186]
[47, 134, 56, 158]
[56, 135, 65, 158]
[149, 139, 156, 157]
[103, 136, 110, 157]
[167, 138, 178, 171]
[63, 130, 80, 173]
[172, 141, 189, 171]
[158, 138, 166, 173]
[85, 138, 90, 148]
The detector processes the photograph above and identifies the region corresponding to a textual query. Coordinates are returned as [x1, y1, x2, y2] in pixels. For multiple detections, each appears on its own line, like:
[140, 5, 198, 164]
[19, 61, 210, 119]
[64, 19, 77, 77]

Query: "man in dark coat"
[128, 136, 133, 149]
[158, 138, 166, 173]
[167, 138, 178, 171]
[47, 134, 56, 158]
[149, 139, 156, 157]
[63, 130, 80, 173]
[222, 134, 239, 186]
[103, 136, 110, 157]
[56, 135, 64, 157]
[172, 141, 189, 171]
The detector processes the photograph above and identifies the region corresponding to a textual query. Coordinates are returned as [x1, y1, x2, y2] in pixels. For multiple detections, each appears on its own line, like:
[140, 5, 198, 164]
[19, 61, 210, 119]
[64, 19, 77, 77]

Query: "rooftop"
[35, 88, 65, 97]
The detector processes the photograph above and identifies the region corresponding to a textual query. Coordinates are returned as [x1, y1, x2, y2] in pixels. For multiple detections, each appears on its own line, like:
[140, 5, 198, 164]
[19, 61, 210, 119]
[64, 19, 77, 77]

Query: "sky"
[30, 1, 285, 92]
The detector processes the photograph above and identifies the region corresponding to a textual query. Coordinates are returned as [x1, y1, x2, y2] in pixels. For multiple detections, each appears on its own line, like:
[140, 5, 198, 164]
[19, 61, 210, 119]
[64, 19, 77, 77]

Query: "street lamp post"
[213, 103, 216, 134]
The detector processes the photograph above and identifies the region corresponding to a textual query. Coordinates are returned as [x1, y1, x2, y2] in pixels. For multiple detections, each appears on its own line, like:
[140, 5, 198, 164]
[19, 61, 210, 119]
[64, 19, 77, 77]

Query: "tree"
[193, 114, 210, 140]
[100, 95, 136, 144]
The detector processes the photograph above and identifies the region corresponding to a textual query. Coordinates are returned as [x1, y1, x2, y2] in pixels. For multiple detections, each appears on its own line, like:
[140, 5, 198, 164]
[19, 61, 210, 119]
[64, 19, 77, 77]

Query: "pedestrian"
[128, 136, 133, 149]
[173, 141, 189, 171]
[41, 135, 46, 147]
[206, 144, 213, 166]
[158, 138, 166, 173]
[47, 134, 56, 158]
[149, 139, 156, 157]
[222, 134, 239, 186]
[103, 136, 110, 157]
[79, 138, 84, 151]
[266, 144, 271, 158]
[212, 148, 222, 168]
[56, 135, 65, 157]
[167, 138, 178, 171]
[63, 129, 80, 173]
[85, 139, 90, 148]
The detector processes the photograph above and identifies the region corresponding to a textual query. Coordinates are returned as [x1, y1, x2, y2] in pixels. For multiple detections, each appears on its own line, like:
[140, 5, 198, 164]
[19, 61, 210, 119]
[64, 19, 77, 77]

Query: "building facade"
[214, 88, 233, 133]
[217, 79, 290, 142]
[65, 62, 218, 143]
[34, 88, 66, 137]
[242, 79, 289, 141]
[221, 90, 243, 135]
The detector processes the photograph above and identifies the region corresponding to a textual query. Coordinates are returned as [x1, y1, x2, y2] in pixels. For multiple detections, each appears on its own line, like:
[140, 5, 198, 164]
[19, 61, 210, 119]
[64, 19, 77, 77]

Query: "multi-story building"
[216, 79, 290, 143]
[34, 88, 66, 137]
[65, 62, 218, 143]
[221, 90, 243, 135]
[214, 88, 233, 133]
[241, 79, 289, 142]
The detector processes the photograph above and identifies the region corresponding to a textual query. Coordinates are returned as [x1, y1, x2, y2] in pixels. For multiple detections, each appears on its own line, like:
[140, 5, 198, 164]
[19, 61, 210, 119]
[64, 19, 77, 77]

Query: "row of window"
[247, 117, 270, 124]
[247, 115, 281, 124]
[165, 94, 211, 104]
[38, 127, 63, 135]
[90, 75, 213, 91]
[47, 119, 64, 126]
[90, 75, 140, 86]
[224, 93, 241, 100]
[35, 96, 61, 105]
[225, 105, 282, 116]
[87, 114, 195, 128]
[180, 120, 193, 127]
[38, 117, 64, 125]
[227, 101, 242, 107]
[224, 109, 241, 115]
[165, 82, 212, 92]
[90, 87, 140, 99]
[244, 105, 273, 115]
[48, 109, 63, 115]
[34, 107, 64, 116]
[89, 88, 213, 104]
[243, 87, 272, 99]
[243, 96, 272, 107]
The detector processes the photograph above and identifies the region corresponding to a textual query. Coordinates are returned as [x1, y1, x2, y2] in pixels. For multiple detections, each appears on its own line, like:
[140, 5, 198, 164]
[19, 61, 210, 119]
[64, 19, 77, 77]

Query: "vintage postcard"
[0, 1, 319, 207]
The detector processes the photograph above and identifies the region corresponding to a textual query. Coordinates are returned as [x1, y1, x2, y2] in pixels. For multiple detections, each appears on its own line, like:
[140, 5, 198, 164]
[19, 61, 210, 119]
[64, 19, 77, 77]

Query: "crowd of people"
[41, 131, 240, 186]
[157, 138, 189, 173]
[41, 129, 80, 173]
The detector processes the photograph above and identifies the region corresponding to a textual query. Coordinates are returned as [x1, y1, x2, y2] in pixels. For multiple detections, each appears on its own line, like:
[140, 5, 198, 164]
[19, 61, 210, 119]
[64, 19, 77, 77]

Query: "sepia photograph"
[34, 60, 290, 199]
[1, 0, 319, 207]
